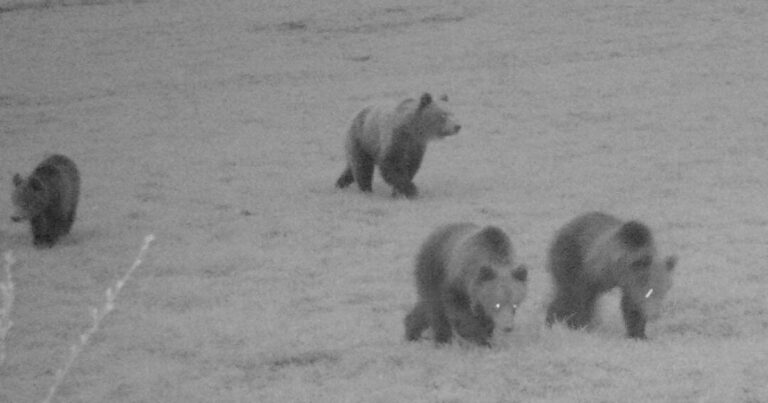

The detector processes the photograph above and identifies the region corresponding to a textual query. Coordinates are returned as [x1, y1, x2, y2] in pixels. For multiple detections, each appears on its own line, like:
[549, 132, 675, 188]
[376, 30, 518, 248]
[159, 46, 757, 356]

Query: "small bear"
[11, 154, 80, 248]
[335, 93, 461, 198]
[404, 223, 529, 347]
[545, 212, 678, 339]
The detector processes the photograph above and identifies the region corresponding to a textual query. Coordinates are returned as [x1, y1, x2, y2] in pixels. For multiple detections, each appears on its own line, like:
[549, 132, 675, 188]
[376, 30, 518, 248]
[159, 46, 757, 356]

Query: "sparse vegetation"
[42, 235, 154, 403]
[0, 252, 15, 367]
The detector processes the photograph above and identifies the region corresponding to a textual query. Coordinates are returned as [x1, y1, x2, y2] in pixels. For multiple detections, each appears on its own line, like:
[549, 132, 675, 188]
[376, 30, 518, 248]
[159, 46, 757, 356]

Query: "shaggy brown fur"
[12, 154, 80, 248]
[545, 212, 678, 339]
[336, 93, 460, 198]
[404, 223, 528, 346]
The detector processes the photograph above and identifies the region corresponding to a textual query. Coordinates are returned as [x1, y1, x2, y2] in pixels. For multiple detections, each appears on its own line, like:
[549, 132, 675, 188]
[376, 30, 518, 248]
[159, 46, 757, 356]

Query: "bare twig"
[42, 234, 155, 403]
[0, 251, 16, 367]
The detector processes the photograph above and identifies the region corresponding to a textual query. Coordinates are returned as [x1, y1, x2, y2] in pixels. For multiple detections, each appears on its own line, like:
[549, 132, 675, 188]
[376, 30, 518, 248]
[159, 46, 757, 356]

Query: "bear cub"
[545, 212, 678, 339]
[336, 93, 461, 199]
[11, 154, 80, 248]
[404, 223, 529, 347]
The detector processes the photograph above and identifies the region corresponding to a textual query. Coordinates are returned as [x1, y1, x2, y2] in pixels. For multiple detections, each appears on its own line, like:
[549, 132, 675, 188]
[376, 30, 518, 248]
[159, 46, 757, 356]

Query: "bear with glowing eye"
[545, 212, 678, 339]
[404, 223, 528, 347]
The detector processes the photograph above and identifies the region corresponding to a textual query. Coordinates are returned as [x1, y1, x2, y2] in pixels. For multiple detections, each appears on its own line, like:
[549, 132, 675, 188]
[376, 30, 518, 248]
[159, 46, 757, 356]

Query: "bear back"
[354, 93, 460, 162]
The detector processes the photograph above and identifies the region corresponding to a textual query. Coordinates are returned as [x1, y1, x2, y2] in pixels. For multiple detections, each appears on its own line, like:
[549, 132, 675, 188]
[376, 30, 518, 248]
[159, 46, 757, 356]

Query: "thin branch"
[42, 234, 155, 403]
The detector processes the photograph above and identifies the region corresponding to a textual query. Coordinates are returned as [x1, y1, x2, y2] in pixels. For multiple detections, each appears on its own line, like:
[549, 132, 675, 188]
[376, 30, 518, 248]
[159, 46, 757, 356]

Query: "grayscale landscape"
[1, 0, 767, 401]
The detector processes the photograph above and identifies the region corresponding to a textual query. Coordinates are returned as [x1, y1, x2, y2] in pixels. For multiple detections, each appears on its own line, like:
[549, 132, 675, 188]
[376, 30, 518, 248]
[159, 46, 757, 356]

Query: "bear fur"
[11, 154, 80, 248]
[545, 212, 678, 339]
[335, 93, 461, 198]
[404, 223, 529, 347]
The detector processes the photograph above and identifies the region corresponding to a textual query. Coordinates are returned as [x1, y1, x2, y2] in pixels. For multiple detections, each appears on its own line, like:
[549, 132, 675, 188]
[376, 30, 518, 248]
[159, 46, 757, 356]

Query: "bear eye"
[493, 303, 502, 311]
[631, 256, 652, 270]
[511, 304, 518, 314]
[644, 288, 654, 299]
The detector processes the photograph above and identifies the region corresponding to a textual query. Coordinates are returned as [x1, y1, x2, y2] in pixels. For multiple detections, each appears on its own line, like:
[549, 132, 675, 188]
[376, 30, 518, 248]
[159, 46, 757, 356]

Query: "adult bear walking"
[335, 93, 461, 198]
[11, 154, 80, 248]
[545, 212, 678, 339]
[404, 223, 529, 347]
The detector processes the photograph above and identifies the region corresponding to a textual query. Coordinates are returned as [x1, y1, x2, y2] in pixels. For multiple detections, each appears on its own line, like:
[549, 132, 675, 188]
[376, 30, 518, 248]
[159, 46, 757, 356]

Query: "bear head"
[11, 174, 49, 222]
[613, 221, 678, 321]
[408, 92, 461, 140]
[462, 226, 528, 345]
[469, 264, 529, 345]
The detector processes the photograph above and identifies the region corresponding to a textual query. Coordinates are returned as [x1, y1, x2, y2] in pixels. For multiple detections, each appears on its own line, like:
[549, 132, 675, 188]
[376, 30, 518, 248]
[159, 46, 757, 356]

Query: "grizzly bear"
[11, 154, 80, 248]
[545, 212, 678, 339]
[404, 223, 529, 347]
[335, 93, 461, 198]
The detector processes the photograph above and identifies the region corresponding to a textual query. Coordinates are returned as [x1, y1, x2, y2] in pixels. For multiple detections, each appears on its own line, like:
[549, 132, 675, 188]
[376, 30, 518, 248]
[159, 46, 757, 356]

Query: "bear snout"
[442, 124, 461, 137]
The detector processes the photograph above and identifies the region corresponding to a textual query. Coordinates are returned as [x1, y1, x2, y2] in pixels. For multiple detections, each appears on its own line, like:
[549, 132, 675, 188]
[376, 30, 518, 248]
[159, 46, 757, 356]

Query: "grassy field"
[1, 0, 768, 401]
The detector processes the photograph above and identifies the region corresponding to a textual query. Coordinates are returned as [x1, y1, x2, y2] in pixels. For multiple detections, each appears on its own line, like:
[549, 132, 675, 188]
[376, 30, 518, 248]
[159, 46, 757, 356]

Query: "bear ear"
[617, 221, 652, 248]
[418, 93, 433, 109]
[512, 265, 528, 282]
[477, 266, 497, 282]
[439, 94, 448, 102]
[475, 226, 510, 257]
[12, 173, 22, 187]
[665, 255, 678, 271]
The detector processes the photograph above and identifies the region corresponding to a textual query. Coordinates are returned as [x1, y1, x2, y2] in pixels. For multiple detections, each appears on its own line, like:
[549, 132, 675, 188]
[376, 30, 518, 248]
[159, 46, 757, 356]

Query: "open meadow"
[1, 0, 768, 401]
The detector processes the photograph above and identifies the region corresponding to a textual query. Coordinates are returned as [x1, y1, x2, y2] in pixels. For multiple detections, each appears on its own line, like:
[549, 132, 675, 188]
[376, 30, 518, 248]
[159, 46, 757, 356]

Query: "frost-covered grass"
[1, 0, 767, 401]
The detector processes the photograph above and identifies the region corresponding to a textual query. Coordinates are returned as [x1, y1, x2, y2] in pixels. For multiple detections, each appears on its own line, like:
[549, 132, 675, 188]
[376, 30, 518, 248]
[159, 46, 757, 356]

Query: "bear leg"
[443, 287, 493, 346]
[404, 301, 430, 341]
[336, 167, 355, 189]
[452, 311, 493, 347]
[620, 292, 647, 339]
[62, 212, 76, 235]
[349, 145, 375, 192]
[546, 286, 599, 330]
[31, 215, 55, 248]
[405, 143, 425, 182]
[380, 136, 425, 199]
[429, 303, 453, 344]
[546, 293, 576, 327]
[51, 216, 70, 240]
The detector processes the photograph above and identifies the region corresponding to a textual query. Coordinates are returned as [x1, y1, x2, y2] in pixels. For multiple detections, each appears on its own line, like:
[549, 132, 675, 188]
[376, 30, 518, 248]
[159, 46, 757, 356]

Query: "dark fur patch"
[477, 266, 497, 282]
[512, 266, 528, 282]
[617, 221, 652, 249]
[473, 226, 510, 257]
[545, 212, 672, 339]
[12, 154, 80, 247]
[448, 283, 471, 309]
[405, 223, 524, 346]
[418, 92, 432, 109]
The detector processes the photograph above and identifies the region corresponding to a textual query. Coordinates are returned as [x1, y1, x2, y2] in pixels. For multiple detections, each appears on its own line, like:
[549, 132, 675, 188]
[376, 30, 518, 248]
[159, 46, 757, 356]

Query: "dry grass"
[1, 0, 767, 402]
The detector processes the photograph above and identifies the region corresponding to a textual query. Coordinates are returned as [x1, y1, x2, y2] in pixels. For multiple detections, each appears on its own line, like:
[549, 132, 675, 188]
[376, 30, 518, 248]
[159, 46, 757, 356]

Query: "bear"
[11, 154, 80, 248]
[404, 223, 529, 347]
[544, 212, 678, 339]
[335, 92, 461, 199]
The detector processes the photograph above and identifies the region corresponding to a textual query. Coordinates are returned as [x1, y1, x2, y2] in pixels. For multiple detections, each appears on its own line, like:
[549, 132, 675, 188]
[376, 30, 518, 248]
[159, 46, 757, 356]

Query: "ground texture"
[1, 0, 768, 402]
